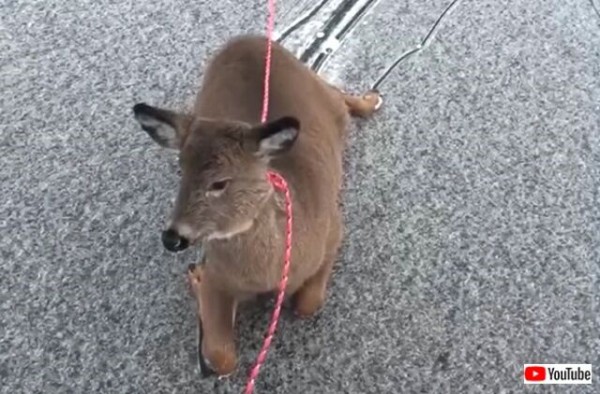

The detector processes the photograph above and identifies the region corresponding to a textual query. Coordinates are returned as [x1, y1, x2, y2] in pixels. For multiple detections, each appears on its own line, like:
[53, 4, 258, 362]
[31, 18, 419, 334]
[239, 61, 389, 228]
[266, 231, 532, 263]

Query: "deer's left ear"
[245, 116, 300, 157]
[132, 103, 190, 150]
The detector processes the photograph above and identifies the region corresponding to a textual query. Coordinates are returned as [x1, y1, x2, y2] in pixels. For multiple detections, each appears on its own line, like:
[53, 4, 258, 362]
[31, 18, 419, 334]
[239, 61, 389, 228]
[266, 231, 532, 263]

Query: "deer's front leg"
[188, 265, 238, 377]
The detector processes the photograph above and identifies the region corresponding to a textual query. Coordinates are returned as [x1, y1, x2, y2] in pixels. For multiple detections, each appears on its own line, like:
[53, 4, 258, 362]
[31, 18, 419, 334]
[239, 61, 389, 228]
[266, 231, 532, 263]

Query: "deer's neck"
[202, 192, 287, 295]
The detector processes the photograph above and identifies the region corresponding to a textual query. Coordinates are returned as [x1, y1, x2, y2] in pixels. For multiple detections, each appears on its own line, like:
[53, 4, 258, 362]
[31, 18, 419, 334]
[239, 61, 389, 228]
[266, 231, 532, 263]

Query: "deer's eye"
[208, 179, 230, 192]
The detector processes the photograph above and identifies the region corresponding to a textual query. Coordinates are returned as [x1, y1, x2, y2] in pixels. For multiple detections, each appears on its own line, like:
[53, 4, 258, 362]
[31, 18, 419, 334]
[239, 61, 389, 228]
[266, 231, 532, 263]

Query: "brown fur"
[133, 35, 381, 376]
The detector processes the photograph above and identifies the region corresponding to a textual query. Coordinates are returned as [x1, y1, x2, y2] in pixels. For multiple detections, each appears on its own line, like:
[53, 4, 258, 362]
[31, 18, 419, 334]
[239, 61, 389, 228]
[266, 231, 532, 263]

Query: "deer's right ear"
[244, 116, 300, 158]
[133, 103, 187, 150]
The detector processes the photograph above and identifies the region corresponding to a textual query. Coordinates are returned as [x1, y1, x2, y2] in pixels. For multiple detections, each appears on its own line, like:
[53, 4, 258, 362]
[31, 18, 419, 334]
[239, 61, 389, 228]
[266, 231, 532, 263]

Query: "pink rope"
[260, 0, 276, 124]
[244, 173, 293, 394]
[244, 1, 293, 393]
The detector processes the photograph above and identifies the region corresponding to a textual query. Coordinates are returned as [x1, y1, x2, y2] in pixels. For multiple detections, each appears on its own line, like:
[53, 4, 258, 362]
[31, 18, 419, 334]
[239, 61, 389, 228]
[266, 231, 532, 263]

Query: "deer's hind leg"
[318, 75, 383, 118]
[344, 89, 383, 118]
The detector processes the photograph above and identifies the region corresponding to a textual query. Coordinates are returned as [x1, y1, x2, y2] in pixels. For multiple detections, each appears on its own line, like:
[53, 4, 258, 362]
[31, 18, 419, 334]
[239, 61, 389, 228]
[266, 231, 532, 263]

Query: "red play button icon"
[524, 366, 546, 381]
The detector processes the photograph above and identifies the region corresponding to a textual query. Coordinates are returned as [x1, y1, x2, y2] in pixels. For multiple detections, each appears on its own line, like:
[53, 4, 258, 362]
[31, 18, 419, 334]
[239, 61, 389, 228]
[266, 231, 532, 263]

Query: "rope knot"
[267, 170, 287, 191]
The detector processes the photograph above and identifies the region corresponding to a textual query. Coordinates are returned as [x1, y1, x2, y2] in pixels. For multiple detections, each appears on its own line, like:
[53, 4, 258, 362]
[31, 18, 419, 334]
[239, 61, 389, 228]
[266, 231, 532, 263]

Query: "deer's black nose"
[161, 229, 189, 252]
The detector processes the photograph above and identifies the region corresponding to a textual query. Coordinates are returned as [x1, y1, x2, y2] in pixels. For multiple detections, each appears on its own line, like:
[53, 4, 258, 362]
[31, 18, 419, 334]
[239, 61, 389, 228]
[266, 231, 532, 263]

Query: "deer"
[132, 35, 382, 377]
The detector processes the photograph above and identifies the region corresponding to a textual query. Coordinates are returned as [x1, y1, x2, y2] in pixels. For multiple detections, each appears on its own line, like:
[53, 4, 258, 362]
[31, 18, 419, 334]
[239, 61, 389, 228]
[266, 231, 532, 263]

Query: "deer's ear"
[245, 116, 300, 157]
[133, 103, 189, 150]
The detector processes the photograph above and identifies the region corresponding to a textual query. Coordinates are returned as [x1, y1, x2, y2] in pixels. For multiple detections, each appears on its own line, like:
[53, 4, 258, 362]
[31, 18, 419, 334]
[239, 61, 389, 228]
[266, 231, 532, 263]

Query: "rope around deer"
[243, 0, 293, 393]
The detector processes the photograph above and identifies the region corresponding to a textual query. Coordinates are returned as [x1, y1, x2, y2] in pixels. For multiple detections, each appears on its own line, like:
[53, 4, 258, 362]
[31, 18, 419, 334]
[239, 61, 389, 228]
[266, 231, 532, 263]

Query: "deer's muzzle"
[161, 228, 190, 252]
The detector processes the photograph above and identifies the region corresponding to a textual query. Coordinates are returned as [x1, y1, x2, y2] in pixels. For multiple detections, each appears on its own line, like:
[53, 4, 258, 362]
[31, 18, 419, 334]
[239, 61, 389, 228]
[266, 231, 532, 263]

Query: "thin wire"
[590, 0, 600, 19]
[372, 0, 461, 90]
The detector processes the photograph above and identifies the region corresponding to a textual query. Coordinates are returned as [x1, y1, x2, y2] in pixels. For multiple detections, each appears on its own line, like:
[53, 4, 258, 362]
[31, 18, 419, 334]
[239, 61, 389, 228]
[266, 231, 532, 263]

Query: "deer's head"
[133, 103, 299, 252]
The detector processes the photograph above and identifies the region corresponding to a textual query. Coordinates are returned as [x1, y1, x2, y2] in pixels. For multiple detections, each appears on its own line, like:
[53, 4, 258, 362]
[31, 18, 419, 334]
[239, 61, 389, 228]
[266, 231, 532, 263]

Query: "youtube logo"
[523, 364, 592, 385]
[524, 366, 546, 382]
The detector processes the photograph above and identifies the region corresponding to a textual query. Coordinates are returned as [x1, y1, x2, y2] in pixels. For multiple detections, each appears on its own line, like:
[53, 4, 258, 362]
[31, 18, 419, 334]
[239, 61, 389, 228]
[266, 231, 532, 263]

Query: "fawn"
[132, 35, 382, 376]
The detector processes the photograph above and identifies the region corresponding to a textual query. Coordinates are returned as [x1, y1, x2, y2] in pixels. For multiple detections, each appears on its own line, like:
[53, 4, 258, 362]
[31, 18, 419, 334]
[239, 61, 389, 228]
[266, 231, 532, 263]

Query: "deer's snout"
[161, 228, 190, 252]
